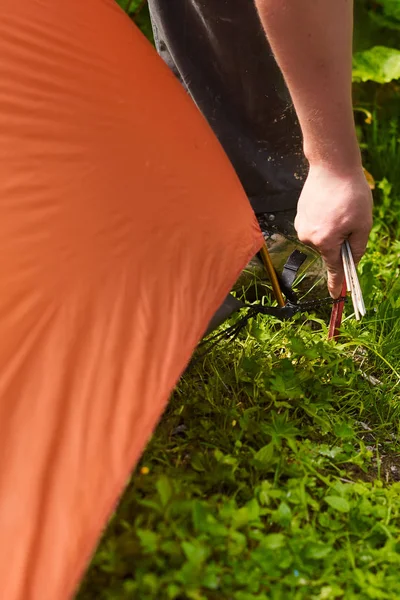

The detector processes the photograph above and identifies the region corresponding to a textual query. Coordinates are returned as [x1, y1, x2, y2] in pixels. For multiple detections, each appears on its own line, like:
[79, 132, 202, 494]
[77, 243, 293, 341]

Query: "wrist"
[304, 131, 362, 176]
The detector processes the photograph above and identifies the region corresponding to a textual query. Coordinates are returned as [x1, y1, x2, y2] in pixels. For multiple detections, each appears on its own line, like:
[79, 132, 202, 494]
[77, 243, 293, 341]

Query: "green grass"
[77, 105, 400, 599]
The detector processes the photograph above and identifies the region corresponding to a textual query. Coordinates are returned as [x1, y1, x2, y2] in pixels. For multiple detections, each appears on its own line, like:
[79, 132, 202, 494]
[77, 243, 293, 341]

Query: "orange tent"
[0, 0, 262, 597]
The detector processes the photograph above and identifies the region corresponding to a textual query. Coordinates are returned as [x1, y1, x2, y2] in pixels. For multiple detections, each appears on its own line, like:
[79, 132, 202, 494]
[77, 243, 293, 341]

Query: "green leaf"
[191, 453, 206, 472]
[274, 502, 292, 527]
[319, 586, 345, 599]
[305, 542, 333, 560]
[325, 496, 351, 513]
[289, 337, 307, 355]
[334, 422, 355, 439]
[160, 540, 182, 557]
[247, 498, 261, 521]
[192, 501, 209, 532]
[167, 583, 182, 599]
[227, 530, 247, 557]
[262, 533, 286, 550]
[181, 541, 209, 564]
[232, 503, 255, 529]
[193, 501, 228, 536]
[353, 46, 400, 83]
[318, 445, 344, 459]
[156, 475, 173, 507]
[136, 529, 159, 554]
[202, 564, 221, 590]
[141, 573, 158, 593]
[253, 443, 274, 465]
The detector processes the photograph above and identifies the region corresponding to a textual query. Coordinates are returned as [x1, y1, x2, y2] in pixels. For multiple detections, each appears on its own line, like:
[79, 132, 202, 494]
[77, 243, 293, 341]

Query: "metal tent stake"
[329, 242, 366, 340]
[328, 280, 347, 340]
[259, 240, 363, 341]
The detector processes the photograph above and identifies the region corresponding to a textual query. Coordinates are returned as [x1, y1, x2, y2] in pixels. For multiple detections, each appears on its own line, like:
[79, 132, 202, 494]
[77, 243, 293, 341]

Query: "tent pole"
[259, 243, 286, 307]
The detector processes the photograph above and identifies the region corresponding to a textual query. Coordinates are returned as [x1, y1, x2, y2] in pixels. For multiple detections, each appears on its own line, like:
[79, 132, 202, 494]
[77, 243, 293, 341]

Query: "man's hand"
[294, 164, 373, 298]
[254, 0, 373, 294]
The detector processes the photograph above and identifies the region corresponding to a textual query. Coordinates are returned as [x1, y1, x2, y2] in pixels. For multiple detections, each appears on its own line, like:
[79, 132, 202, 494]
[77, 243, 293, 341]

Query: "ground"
[78, 3, 400, 598]
[77, 110, 400, 600]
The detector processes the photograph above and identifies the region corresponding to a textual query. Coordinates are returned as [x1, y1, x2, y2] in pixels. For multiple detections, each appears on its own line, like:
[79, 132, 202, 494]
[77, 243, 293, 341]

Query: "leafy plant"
[353, 46, 400, 83]
[375, 0, 400, 22]
[77, 3, 400, 599]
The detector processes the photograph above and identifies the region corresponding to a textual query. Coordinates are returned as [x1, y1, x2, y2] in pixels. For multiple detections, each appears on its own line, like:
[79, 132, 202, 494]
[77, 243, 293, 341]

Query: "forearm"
[255, 0, 361, 173]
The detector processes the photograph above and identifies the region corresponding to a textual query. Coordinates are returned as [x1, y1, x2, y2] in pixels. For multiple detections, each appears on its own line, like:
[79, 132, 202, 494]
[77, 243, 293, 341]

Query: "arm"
[255, 0, 373, 298]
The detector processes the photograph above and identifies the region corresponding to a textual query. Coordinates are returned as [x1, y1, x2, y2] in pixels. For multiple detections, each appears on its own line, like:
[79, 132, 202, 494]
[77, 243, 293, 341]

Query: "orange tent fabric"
[0, 1, 263, 598]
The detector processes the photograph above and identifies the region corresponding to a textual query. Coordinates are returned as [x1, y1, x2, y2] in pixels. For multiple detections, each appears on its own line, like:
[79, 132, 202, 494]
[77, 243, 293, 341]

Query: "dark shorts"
[148, 0, 308, 215]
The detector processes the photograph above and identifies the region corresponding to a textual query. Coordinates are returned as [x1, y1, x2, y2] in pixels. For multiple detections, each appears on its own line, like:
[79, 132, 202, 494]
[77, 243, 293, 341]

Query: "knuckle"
[297, 226, 327, 249]
[312, 233, 330, 250]
[296, 229, 312, 246]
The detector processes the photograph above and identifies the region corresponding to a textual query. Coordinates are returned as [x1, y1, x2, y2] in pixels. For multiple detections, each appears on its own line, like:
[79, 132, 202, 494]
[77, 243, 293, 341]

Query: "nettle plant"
[353, 0, 400, 83]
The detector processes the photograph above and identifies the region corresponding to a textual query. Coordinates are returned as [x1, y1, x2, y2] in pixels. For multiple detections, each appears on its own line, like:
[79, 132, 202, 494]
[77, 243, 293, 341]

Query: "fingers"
[324, 228, 369, 299]
[293, 166, 373, 299]
[320, 244, 345, 299]
[295, 227, 370, 298]
[347, 228, 370, 265]
[295, 224, 344, 298]
[295, 214, 342, 298]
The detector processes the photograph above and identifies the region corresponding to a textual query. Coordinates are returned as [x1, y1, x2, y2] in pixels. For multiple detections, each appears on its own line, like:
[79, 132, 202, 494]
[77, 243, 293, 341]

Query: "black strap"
[281, 249, 307, 290]
[195, 296, 347, 363]
[249, 296, 346, 321]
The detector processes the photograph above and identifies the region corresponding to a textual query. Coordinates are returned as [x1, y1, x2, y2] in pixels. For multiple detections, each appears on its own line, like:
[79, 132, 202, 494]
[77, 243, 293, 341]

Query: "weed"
[78, 123, 400, 596]
[78, 5, 400, 599]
